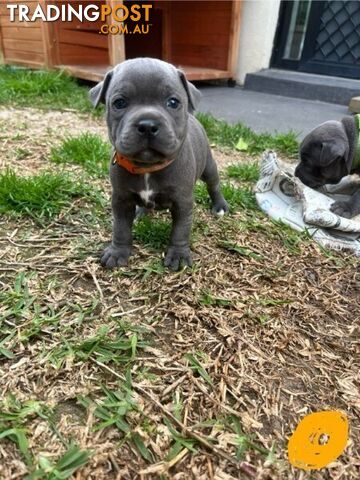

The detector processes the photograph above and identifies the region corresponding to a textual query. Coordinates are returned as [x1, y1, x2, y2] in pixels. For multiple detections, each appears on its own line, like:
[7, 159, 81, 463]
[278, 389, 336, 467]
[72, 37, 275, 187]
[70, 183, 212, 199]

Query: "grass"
[30, 444, 91, 480]
[235, 215, 312, 255]
[0, 273, 149, 467]
[218, 240, 264, 260]
[0, 66, 97, 114]
[0, 273, 103, 356]
[197, 112, 298, 158]
[127, 179, 261, 257]
[195, 181, 257, 212]
[164, 417, 197, 460]
[15, 147, 31, 160]
[133, 215, 172, 250]
[271, 219, 312, 254]
[221, 182, 257, 210]
[227, 415, 274, 461]
[199, 289, 233, 308]
[0, 426, 32, 466]
[139, 258, 166, 280]
[78, 384, 154, 462]
[50, 133, 111, 176]
[185, 352, 213, 386]
[45, 325, 145, 369]
[132, 182, 256, 252]
[0, 397, 48, 466]
[0, 66, 299, 157]
[0, 395, 90, 477]
[226, 162, 260, 182]
[0, 168, 104, 221]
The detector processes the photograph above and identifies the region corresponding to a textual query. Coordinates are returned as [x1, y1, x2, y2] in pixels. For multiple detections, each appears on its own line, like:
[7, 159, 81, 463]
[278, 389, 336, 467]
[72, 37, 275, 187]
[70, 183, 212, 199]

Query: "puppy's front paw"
[164, 246, 193, 271]
[211, 198, 229, 217]
[100, 245, 131, 269]
[330, 200, 353, 219]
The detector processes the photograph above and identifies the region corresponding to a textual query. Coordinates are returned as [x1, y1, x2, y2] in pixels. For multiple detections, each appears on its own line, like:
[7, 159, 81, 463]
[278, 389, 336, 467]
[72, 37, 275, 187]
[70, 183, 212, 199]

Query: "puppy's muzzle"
[294, 165, 301, 179]
[136, 118, 160, 138]
[295, 166, 322, 188]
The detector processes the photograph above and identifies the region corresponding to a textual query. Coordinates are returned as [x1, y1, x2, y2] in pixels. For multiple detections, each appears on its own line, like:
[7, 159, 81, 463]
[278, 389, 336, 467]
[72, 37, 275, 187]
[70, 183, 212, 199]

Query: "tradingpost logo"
[6, 2, 153, 35]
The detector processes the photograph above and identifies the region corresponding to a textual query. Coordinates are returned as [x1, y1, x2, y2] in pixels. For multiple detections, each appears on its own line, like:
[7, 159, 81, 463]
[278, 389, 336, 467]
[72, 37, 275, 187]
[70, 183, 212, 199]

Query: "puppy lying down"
[255, 151, 360, 255]
[295, 115, 360, 218]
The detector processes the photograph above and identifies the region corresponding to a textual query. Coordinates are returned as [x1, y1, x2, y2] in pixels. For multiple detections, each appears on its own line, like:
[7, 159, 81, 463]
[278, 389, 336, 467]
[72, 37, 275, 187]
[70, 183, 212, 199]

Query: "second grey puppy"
[295, 115, 360, 218]
[90, 58, 228, 270]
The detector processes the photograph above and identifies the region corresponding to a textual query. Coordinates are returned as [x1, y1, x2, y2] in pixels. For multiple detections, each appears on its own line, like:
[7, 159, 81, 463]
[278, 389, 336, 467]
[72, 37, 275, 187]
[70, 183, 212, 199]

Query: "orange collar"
[113, 152, 174, 175]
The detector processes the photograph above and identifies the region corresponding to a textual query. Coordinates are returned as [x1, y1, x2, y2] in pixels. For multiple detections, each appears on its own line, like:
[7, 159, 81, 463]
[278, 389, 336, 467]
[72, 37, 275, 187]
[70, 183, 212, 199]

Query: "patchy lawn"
[0, 105, 359, 480]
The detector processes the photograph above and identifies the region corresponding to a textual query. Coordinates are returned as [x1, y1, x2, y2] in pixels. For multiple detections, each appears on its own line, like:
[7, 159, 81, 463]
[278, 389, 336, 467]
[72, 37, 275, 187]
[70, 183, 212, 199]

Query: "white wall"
[236, 0, 281, 84]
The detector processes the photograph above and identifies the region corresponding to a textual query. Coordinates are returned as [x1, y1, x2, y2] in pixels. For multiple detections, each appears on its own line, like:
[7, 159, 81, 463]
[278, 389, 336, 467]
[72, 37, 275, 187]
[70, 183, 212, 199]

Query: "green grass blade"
[54, 444, 91, 478]
[0, 427, 31, 464]
[185, 353, 213, 386]
[132, 433, 154, 462]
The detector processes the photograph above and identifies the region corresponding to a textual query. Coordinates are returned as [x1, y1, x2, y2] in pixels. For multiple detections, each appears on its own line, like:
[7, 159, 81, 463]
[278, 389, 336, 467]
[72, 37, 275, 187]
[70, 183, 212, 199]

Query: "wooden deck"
[60, 64, 232, 83]
[59, 64, 109, 82]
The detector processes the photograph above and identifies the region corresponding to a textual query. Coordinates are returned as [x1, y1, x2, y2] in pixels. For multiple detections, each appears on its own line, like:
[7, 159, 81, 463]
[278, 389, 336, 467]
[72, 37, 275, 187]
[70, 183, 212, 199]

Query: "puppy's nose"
[136, 119, 160, 137]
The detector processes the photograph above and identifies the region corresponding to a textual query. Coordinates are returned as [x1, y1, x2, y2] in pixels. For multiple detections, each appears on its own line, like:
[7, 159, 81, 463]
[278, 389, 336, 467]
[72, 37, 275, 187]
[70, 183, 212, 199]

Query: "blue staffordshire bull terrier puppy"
[295, 115, 360, 219]
[90, 58, 228, 270]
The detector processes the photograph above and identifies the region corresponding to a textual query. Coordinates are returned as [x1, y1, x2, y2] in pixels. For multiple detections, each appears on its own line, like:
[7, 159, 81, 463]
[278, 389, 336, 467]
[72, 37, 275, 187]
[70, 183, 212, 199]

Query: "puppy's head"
[295, 121, 351, 188]
[89, 58, 201, 165]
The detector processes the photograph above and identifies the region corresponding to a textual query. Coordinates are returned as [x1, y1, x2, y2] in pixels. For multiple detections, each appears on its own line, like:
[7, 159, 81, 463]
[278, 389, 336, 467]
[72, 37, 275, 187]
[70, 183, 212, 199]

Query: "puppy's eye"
[113, 98, 127, 109]
[166, 97, 180, 109]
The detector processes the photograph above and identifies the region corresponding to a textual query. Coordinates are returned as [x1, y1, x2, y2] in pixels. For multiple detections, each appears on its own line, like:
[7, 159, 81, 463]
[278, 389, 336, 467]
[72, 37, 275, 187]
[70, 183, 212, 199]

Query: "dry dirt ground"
[0, 107, 359, 480]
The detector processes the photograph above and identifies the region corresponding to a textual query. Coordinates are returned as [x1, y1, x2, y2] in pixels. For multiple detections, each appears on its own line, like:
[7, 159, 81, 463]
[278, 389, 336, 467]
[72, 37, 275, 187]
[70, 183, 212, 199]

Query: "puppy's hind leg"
[201, 151, 229, 216]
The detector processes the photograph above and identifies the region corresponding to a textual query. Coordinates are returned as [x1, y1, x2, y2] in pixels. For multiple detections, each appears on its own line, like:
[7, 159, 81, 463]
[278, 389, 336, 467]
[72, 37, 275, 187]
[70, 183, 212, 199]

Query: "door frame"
[271, 0, 303, 70]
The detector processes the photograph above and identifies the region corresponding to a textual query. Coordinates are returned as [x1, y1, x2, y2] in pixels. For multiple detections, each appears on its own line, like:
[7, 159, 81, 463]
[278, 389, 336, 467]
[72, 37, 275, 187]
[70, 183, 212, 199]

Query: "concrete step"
[244, 69, 360, 106]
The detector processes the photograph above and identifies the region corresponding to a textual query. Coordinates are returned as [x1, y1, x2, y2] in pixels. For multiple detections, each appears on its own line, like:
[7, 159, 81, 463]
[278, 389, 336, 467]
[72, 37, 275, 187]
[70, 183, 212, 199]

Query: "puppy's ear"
[320, 141, 348, 167]
[177, 69, 202, 113]
[89, 69, 114, 108]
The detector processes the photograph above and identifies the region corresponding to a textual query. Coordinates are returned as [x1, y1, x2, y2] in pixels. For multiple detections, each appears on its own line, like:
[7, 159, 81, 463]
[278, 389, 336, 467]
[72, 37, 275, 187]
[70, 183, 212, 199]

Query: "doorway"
[272, 1, 360, 79]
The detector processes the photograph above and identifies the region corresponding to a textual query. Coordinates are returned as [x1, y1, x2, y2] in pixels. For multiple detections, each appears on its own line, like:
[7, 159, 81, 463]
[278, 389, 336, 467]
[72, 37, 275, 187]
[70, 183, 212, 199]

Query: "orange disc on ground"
[288, 410, 348, 470]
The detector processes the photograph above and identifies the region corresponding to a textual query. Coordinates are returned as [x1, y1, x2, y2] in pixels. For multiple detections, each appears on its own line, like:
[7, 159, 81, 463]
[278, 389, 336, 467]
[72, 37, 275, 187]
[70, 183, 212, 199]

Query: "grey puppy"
[90, 58, 228, 270]
[295, 115, 360, 218]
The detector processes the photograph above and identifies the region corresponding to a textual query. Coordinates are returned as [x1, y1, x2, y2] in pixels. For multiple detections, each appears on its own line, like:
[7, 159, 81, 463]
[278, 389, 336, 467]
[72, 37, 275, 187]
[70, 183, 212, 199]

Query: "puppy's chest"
[133, 174, 173, 209]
